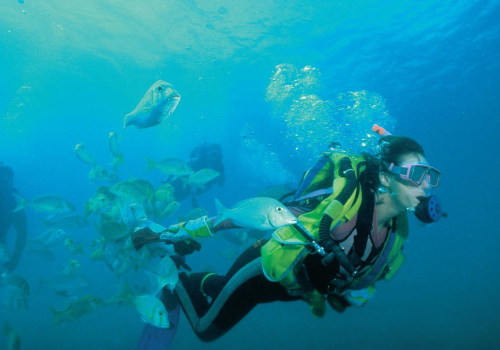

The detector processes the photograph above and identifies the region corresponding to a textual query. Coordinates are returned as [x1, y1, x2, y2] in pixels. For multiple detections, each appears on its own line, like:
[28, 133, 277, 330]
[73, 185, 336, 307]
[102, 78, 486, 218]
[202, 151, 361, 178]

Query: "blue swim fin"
[137, 290, 180, 350]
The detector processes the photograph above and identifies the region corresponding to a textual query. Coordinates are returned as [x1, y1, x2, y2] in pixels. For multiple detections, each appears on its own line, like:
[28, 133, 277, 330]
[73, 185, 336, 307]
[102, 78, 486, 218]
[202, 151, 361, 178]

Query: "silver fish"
[134, 295, 170, 328]
[74, 143, 96, 166]
[146, 157, 193, 179]
[147, 256, 178, 294]
[50, 295, 103, 324]
[29, 228, 67, 249]
[13, 194, 75, 214]
[108, 131, 124, 170]
[124, 80, 180, 129]
[186, 168, 220, 190]
[214, 197, 297, 230]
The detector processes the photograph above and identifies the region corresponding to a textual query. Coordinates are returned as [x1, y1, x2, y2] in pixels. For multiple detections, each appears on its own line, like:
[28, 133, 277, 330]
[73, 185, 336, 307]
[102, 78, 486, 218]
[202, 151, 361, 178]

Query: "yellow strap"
[200, 272, 217, 298]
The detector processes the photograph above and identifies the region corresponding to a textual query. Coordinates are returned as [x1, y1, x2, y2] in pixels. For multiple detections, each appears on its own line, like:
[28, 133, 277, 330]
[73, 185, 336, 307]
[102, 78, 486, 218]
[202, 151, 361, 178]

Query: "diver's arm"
[209, 217, 241, 233]
[7, 210, 27, 271]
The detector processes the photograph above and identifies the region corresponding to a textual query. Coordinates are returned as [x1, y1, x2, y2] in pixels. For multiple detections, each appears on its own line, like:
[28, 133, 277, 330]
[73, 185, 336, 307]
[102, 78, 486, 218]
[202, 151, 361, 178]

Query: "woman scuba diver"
[134, 125, 443, 348]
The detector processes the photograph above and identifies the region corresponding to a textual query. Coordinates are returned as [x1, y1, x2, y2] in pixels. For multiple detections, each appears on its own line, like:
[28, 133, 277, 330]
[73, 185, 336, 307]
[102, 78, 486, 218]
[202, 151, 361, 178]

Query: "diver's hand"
[160, 216, 213, 241]
[172, 240, 202, 256]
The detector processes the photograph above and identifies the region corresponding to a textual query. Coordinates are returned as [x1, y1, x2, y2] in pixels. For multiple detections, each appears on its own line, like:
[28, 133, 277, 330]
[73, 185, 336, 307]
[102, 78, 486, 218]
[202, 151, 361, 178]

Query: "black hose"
[318, 157, 359, 270]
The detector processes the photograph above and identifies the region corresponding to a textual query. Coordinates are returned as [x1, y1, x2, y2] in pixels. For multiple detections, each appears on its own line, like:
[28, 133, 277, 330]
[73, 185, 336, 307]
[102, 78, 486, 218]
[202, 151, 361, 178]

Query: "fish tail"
[84, 201, 92, 218]
[50, 307, 62, 324]
[213, 198, 227, 226]
[145, 157, 155, 171]
[12, 193, 27, 212]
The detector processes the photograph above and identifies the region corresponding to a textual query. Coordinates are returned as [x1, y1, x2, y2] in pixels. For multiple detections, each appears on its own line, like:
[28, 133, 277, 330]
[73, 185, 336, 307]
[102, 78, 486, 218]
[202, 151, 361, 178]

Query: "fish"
[38, 272, 89, 297]
[62, 259, 81, 275]
[0, 273, 30, 311]
[119, 200, 148, 226]
[129, 178, 155, 200]
[133, 295, 170, 328]
[13, 194, 75, 214]
[50, 295, 104, 324]
[186, 168, 220, 190]
[88, 165, 113, 183]
[157, 201, 180, 218]
[214, 197, 297, 230]
[85, 193, 113, 217]
[90, 247, 106, 261]
[42, 215, 88, 231]
[3, 322, 20, 350]
[151, 184, 176, 216]
[93, 219, 129, 241]
[103, 237, 151, 276]
[110, 181, 150, 203]
[146, 157, 193, 179]
[74, 143, 97, 166]
[147, 256, 178, 294]
[108, 131, 124, 169]
[64, 237, 84, 255]
[154, 183, 175, 203]
[29, 228, 67, 250]
[124, 80, 181, 129]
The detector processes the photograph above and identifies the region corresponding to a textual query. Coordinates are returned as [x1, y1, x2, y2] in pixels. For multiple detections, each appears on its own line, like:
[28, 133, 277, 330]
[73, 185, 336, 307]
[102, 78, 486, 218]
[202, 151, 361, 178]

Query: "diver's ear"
[379, 172, 391, 188]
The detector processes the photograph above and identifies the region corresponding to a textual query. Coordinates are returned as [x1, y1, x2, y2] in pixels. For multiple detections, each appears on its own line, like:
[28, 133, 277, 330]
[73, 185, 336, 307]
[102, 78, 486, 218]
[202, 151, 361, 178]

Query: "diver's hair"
[360, 135, 425, 191]
[377, 135, 425, 166]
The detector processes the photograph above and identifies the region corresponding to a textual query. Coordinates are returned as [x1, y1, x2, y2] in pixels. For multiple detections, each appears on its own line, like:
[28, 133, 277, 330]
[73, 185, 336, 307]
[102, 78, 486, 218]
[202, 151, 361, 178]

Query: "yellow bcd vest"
[261, 152, 409, 295]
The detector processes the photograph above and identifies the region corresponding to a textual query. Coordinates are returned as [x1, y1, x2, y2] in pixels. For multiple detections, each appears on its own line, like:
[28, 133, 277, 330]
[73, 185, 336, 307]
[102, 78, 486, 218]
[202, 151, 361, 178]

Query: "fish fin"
[213, 198, 227, 226]
[123, 113, 129, 130]
[84, 201, 92, 217]
[50, 307, 62, 324]
[12, 193, 26, 212]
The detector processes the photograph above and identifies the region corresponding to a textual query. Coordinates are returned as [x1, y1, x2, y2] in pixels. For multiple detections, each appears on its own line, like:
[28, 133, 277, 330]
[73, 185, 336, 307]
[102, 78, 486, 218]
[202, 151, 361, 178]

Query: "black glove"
[173, 239, 202, 256]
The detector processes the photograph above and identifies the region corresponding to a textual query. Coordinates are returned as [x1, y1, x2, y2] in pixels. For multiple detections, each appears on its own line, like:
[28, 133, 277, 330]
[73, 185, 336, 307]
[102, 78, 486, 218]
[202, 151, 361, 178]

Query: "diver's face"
[387, 153, 431, 210]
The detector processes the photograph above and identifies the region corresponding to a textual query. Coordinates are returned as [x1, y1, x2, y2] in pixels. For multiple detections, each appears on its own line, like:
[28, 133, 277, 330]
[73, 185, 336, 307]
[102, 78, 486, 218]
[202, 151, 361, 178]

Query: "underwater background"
[1, 0, 500, 349]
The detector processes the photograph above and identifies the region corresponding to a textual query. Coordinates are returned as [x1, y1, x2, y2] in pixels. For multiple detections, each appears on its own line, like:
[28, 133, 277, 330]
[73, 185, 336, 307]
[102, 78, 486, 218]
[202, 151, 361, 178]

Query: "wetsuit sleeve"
[209, 217, 242, 233]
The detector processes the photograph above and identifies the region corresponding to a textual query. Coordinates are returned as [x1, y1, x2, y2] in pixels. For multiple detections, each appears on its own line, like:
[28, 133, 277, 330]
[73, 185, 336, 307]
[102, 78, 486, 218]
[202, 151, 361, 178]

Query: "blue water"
[1, 0, 500, 349]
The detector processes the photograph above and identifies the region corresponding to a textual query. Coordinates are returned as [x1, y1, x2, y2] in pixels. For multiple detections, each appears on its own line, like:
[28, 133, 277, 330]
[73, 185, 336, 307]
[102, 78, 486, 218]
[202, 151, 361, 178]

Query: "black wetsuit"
[173, 239, 302, 342]
[0, 188, 27, 272]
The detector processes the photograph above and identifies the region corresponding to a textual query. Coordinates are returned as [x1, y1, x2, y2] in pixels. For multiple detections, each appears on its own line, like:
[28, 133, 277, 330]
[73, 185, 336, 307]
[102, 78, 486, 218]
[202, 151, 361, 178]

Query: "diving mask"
[388, 163, 441, 188]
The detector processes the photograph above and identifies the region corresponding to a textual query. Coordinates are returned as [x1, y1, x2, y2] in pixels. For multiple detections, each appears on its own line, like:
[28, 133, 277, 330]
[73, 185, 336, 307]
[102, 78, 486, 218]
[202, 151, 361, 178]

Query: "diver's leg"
[175, 241, 300, 342]
[175, 239, 267, 317]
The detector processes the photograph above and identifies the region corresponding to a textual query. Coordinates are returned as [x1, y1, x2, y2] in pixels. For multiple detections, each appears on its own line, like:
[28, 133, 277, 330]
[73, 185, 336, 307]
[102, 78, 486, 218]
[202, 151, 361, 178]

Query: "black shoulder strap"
[351, 179, 375, 260]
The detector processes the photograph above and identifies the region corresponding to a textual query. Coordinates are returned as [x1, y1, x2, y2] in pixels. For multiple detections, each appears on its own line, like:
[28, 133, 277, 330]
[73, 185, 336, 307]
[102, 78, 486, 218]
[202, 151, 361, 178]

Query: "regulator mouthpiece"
[415, 195, 444, 223]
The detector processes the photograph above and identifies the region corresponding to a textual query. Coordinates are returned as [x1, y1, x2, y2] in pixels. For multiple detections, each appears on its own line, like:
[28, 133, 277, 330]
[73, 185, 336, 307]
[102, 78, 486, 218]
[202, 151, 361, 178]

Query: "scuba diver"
[134, 125, 443, 347]
[170, 142, 225, 207]
[0, 162, 27, 273]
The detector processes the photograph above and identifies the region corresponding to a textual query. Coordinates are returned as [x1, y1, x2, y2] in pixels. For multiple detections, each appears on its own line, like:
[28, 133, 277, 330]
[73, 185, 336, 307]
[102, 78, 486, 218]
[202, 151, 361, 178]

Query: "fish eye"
[276, 206, 283, 212]
[157, 86, 163, 92]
